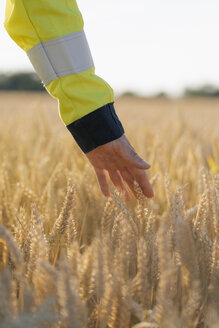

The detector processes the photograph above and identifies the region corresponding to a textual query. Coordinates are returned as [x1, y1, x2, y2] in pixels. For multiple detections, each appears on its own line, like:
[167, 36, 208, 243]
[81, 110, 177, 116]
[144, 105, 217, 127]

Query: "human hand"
[85, 134, 154, 201]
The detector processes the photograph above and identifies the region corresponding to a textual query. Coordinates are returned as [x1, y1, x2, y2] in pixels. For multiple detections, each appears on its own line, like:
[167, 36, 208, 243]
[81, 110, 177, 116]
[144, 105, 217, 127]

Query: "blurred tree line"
[0, 72, 45, 91]
[183, 85, 219, 97]
[121, 86, 219, 99]
[1, 72, 219, 98]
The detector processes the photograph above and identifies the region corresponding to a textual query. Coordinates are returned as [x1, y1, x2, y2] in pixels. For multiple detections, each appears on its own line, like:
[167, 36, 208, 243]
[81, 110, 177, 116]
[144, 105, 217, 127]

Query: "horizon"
[1, 0, 219, 96]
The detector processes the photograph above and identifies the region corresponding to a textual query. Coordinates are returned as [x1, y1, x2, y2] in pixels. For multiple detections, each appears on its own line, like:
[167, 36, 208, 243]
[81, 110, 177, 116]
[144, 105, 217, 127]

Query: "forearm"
[4, 0, 124, 152]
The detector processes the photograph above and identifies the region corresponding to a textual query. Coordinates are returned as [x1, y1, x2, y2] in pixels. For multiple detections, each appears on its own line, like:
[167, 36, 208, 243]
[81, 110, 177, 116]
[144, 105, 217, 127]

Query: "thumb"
[125, 149, 151, 169]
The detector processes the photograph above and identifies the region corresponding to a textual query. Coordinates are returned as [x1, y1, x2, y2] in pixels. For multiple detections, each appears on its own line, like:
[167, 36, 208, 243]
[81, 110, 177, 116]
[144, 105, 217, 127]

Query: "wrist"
[66, 102, 125, 153]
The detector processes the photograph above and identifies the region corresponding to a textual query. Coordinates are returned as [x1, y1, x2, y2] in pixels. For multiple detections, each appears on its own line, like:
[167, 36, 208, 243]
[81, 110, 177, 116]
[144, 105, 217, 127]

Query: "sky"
[1, 0, 219, 96]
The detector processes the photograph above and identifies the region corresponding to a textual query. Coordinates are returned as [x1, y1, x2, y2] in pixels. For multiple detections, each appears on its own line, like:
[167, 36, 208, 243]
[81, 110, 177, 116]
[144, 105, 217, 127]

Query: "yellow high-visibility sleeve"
[4, 0, 124, 153]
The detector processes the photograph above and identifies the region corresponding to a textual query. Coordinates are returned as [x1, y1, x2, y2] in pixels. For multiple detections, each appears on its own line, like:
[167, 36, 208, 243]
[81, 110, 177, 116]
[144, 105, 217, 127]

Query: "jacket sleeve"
[4, 0, 124, 153]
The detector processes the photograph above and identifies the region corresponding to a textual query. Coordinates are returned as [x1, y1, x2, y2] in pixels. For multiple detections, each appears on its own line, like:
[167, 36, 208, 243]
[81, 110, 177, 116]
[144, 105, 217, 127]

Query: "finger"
[119, 168, 138, 199]
[94, 168, 110, 197]
[107, 169, 124, 192]
[128, 167, 154, 198]
[122, 142, 151, 170]
[108, 169, 132, 201]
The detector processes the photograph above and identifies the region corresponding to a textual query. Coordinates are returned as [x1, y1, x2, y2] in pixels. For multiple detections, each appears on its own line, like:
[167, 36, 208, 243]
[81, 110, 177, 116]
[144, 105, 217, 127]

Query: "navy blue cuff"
[66, 102, 125, 153]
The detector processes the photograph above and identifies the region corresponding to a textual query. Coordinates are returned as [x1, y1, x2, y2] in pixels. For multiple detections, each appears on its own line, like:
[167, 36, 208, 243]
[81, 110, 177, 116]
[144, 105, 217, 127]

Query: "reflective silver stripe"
[27, 30, 94, 85]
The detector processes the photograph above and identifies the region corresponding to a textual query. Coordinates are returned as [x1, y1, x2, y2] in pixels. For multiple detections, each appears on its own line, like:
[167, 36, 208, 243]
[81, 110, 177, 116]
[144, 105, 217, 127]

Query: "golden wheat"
[0, 92, 218, 327]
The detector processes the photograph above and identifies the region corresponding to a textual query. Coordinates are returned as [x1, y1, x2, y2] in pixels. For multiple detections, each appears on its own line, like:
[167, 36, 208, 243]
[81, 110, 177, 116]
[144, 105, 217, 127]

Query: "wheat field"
[0, 92, 218, 328]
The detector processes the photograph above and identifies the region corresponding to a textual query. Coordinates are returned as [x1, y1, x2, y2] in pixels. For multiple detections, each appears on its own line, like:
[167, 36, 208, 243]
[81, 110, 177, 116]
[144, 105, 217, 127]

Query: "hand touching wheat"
[85, 134, 154, 201]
